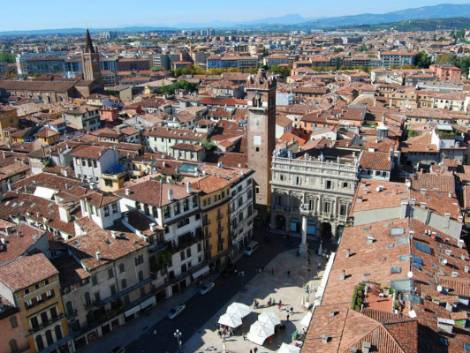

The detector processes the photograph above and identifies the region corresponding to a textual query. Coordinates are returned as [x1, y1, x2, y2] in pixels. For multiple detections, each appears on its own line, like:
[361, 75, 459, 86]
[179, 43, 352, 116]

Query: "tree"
[156, 80, 197, 95]
[0, 52, 15, 63]
[435, 53, 455, 65]
[269, 65, 291, 78]
[415, 51, 432, 68]
[358, 43, 368, 52]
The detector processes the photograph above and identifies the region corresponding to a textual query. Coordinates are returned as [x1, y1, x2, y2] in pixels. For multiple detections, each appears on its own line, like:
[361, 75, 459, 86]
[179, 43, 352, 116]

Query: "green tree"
[415, 51, 432, 68]
[269, 65, 291, 78]
[358, 43, 368, 52]
[0, 52, 15, 63]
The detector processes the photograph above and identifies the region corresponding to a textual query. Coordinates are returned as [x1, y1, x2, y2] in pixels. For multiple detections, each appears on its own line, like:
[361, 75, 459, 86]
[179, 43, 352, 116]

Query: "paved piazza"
[184, 248, 326, 353]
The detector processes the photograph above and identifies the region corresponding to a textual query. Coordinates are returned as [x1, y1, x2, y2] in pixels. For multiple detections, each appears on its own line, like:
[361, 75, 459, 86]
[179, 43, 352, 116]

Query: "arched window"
[35, 335, 44, 351]
[54, 325, 63, 340]
[45, 330, 54, 345]
[9, 339, 18, 353]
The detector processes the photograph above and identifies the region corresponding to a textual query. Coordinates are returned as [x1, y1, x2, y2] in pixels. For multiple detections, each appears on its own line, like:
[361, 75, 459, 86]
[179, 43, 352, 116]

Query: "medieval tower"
[81, 29, 102, 83]
[246, 69, 276, 213]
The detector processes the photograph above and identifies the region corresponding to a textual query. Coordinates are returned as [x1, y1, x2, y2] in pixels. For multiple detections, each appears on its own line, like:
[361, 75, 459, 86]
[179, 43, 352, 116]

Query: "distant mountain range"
[1, 3, 470, 36]
[175, 3, 470, 29]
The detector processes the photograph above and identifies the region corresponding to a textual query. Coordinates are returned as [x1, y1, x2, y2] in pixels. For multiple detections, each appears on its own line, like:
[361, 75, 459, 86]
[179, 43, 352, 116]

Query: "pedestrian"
[254, 347, 258, 353]
[287, 270, 291, 276]
[243, 335, 247, 341]
[287, 314, 290, 321]
[250, 350, 253, 353]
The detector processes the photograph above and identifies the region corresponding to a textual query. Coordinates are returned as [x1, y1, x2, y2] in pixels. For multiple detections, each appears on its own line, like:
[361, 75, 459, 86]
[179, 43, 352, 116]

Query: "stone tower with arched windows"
[246, 69, 276, 212]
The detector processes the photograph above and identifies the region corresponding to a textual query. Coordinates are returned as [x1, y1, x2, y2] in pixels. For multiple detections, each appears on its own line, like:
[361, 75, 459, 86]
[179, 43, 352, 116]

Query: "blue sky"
[1, 0, 469, 31]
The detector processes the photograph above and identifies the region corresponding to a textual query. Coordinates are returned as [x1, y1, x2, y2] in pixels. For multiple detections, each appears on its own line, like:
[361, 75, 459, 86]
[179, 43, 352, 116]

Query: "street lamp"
[174, 329, 183, 353]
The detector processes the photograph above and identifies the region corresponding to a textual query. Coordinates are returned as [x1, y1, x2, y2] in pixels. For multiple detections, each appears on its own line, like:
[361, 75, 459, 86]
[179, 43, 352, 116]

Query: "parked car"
[199, 282, 215, 295]
[244, 241, 259, 256]
[168, 304, 186, 319]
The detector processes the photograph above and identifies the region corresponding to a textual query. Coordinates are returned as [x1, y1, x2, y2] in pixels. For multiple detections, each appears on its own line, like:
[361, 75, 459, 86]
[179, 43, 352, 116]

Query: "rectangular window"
[108, 268, 114, 279]
[180, 251, 185, 261]
[121, 279, 127, 289]
[119, 263, 125, 273]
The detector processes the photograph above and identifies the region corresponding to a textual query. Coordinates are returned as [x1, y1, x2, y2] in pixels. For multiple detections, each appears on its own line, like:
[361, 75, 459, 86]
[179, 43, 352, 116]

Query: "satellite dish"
[407, 271, 413, 279]
[437, 285, 443, 293]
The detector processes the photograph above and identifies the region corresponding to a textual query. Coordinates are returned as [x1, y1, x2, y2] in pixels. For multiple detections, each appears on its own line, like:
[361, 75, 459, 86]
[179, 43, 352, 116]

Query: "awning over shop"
[140, 296, 156, 310]
[192, 265, 210, 280]
[124, 305, 140, 318]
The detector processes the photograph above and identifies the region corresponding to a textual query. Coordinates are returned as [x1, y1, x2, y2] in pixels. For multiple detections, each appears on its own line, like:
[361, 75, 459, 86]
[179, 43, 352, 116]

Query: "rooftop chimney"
[168, 188, 174, 201]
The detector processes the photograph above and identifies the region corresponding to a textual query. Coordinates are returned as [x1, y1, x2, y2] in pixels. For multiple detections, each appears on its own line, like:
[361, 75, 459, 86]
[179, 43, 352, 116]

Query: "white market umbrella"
[259, 311, 280, 326]
[218, 312, 242, 328]
[300, 311, 312, 327]
[278, 343, 301, 353]
[227, 302, 251, 318]
[247, 320, 275, 345]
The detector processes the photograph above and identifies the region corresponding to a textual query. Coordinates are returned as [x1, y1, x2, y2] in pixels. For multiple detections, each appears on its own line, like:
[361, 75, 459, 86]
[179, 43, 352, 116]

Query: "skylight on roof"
[390, 227, 404, 236]
[414, 241, 432, 255]
[412, 255, 424, 269]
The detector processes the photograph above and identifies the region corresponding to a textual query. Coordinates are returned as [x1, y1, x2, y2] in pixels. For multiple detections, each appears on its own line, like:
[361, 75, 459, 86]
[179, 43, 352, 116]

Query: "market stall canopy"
[247, 320, 275, 345]
[259, 311, 280, 327]
[278, 343, 301, 353]
[227, 302, 251, 318]
[218, 312, 243, 328]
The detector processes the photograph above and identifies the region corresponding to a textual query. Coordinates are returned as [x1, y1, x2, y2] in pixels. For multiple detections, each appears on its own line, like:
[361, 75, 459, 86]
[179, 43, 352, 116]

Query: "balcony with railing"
[28, 313, 65, 334]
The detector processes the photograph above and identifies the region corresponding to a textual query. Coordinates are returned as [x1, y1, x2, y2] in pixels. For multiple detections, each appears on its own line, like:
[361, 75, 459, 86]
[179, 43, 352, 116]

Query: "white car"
[168, 304, 186, 319]
[199, 282, 215, 295]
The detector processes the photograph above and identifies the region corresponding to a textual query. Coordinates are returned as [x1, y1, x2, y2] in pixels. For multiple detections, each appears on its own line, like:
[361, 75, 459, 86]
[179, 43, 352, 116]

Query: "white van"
[244, 241, 259, 256]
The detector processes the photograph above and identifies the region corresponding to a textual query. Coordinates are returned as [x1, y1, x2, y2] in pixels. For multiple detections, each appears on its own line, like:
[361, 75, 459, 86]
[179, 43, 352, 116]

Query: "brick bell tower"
[81, 30, 103, 89]
[246, 69, 276, 214]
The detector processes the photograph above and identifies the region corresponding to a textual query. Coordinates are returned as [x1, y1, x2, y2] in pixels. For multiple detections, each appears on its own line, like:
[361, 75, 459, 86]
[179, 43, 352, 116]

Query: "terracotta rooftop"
[0, 253, 58, 292]
[115, 179, 191, 207]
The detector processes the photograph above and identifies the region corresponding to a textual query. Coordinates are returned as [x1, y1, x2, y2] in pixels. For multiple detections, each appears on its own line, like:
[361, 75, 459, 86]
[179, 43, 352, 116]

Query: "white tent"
[278, 343, 301, 353]
[259, 311, 280, 326]
[300, 311, 312, 327]
[227, 302, 251, 318]
[218, 312, 242, 328]
[247, 320, 275, 345]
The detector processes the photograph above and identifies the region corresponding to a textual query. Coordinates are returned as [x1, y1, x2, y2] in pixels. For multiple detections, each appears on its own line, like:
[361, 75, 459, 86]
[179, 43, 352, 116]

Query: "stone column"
[299, 208, 308, 255]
